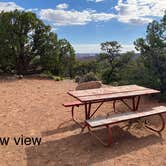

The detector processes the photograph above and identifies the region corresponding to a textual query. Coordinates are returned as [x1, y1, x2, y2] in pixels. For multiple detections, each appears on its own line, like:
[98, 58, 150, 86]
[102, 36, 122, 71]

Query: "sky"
[0, 0, 165, 53]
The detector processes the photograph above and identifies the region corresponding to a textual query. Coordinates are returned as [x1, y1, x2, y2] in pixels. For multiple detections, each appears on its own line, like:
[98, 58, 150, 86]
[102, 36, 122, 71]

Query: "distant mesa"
[76, 53, 97, 61]
[76, 52, 140, 61]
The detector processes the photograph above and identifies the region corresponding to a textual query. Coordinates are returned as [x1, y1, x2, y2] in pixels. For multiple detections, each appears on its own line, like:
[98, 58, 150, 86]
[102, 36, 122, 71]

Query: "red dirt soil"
[0, 78, 166, 166]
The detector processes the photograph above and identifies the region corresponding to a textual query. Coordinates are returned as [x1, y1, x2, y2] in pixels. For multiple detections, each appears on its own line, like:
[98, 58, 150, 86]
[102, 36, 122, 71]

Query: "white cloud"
[73, 43, 137, 53]
[121, 44, 137, 53]
[73, 44, 101, 53]
[26, 8, 39, 12]
[40, 9, 115, 26]
[91, 12, 115, 21]
[87, 0, 104, 3]
[56, 3, 68, 10]
[0, 2, 23, 12]
[40, 9, 91, 26]
[51, 27, 58, 32]
[40, 0, 166, 26]
[96, 0, 104, 2]
[115, 0, 166, 24]
[1, 1, 165, 28]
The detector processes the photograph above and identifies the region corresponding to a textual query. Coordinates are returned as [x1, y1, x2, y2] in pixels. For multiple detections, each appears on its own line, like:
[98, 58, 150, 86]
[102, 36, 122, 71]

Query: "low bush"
[40, 71, 53, 79]
[40, 71, 62, 81]
[52, 76, 63, 81]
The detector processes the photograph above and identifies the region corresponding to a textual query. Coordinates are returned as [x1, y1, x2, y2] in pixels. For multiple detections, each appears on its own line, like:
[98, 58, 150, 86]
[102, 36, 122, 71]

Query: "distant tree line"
[0, 10, 166, 99]
[75, 12, 166, 100]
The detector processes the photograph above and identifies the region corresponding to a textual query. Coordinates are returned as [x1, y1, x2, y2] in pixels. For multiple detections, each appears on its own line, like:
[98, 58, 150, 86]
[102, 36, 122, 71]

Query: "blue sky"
[0, 0, 165, 53]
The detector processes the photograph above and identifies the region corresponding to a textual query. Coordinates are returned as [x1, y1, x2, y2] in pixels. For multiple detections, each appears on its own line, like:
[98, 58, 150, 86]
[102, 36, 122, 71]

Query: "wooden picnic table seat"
[86, 106, 166, 146]
[63, 101, 83, 107]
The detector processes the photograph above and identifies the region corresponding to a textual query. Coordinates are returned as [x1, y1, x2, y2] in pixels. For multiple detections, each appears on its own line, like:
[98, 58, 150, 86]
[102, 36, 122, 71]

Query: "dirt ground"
[0, 78, 166, 166]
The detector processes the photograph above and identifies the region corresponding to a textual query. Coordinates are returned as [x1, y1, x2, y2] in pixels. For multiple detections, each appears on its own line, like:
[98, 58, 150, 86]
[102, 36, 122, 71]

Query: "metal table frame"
[71, 95, 141, 131]
[67, 85, 161, 136]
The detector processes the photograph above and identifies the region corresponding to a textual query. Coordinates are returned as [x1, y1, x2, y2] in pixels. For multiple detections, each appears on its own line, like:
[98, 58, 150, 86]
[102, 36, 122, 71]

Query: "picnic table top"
[68, 85, 160, 102]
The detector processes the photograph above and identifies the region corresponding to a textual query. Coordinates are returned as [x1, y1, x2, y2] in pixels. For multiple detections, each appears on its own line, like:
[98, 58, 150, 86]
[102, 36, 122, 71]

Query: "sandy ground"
[0, 78, 166, 166]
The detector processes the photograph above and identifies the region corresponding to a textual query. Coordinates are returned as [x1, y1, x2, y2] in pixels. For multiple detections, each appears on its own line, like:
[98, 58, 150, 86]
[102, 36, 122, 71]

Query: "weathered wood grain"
[68, 85, 159, 102]
[86, 106, 166, 127]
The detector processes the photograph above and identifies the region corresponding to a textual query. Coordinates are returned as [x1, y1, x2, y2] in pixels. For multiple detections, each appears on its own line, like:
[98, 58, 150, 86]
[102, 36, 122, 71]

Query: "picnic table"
[64, 84, 166, 146]
[67, 85, 159, 119]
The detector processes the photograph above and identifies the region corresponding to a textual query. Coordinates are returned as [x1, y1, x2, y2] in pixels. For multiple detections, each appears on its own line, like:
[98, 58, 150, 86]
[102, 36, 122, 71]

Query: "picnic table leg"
[85, 104, 88, 120]
[88, 103, 91, 119]
[87, 125, 112, 147]
[121, 96, 141, 129]
[89, 102, 104, 118]
[106, 125, 112, 145]
[144, 113, 165, 137]
[113, 100, 116, 112]
[80, 103, 92, 133]
[128, 96, 141, 129]
[120, 96, 141, 112]
[135, 96, 141, 111]
[79, 104, 88, 133]
[132, 97, 136, 111]
[132, 96, 141, 111]
[84, 103, 91, 120]
[71, 106, 85, 129]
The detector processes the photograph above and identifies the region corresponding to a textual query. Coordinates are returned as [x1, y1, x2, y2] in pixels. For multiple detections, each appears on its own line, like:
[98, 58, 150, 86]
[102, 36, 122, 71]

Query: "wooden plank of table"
[69, 85, 146, 97]
[68, 85, 160, 102]
[78, 89, 159, 102]
[86, 106, 166, 128]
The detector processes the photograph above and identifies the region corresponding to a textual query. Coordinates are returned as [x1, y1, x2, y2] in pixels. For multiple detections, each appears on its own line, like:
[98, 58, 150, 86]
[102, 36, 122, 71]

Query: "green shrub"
[52, 76, 62, 81]
[40, 71, 53, 79]
[40, 71, 63, 81]
[101, 69, 112, 84]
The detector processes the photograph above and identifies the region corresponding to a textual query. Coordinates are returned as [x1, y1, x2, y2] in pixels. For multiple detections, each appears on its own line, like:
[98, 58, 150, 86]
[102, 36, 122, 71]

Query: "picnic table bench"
[63, 85, 166, 146]
[86, 106, 166, 146]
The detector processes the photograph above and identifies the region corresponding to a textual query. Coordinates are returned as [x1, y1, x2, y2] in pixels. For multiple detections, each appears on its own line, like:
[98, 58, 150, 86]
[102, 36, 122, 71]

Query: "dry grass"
[0, 78, 166, 166]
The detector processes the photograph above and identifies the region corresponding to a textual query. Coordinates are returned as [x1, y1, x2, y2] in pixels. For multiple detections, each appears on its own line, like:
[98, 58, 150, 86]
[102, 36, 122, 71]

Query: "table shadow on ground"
[41, 120, 81, 137]
[26, 125, 162, 166]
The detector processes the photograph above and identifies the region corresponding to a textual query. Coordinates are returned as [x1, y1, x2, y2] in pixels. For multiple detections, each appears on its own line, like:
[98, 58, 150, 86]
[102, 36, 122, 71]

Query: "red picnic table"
[64, 85, 166, 146]
[67, 84, 159, 120]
